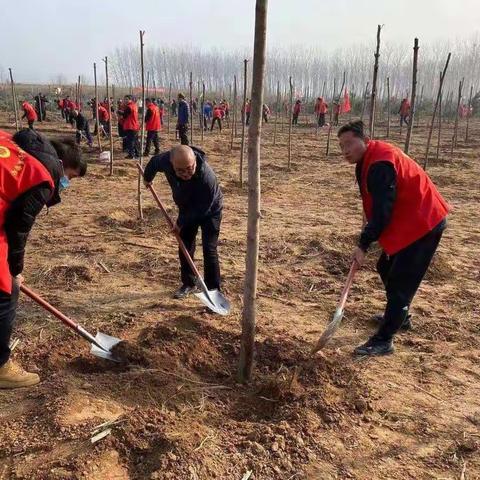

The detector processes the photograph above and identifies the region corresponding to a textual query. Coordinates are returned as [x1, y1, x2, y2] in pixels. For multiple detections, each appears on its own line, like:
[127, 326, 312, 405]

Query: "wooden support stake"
[104, 56, 114, 176]
[138, 30, 146, 220]
[8, 68, 20, 131]
[368, 25, 382, 138]
[465, 84, 473, 142]
[326, 71, 346, 156]
[230, 76, 237, 149]
[386, 77, 391, 138]
[189, 72, 194, 144]
[273, 80, 279, 145]
[239, 59, 248, 185]
[167, 82, 172, 137]
[93, 62, 103, 152]
[404, 38, 419, 154]
[451, 78, 463, 153]
[288, 76, 293, 169]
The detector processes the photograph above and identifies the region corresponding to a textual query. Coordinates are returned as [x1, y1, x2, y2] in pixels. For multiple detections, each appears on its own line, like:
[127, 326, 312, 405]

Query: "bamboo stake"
[423, 52, 451, 170]
[436, 79, 442, 161]
[238, 0, 268, 384]
[93, 62, 102, 152]
[138, 30, 146, 220]
[288, 76, 293, 169]
[404, 38, 419, 154]
[369, 25, 382, 138]
[8, 68, 20, 131]
[239, 59, 248, 185]
[416, 84, 424, 128]
[360, 82, 369, 122]
[103, 56, 114, 176]
[77, 75, 81, 111]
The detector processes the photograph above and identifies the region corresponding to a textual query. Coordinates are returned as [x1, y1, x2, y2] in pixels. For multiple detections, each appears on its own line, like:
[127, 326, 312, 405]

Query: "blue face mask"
[59, 176, 70, 191]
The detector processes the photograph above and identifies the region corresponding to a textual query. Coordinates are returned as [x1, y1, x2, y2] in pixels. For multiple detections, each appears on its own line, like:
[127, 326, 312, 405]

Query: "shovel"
[137, 164, 230, 316]
[311, 260, 359, 354]
[20, 284, 121, 361]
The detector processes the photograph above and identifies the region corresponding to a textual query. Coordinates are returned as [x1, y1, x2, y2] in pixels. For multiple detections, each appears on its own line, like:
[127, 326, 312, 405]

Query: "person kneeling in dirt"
[143, 145, 224, 299]
[0, 128, 87, 388]
[338, 120, 450, 356]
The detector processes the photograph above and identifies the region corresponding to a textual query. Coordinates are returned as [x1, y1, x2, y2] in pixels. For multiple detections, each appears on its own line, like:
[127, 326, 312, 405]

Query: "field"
[0, 109, 478, 480]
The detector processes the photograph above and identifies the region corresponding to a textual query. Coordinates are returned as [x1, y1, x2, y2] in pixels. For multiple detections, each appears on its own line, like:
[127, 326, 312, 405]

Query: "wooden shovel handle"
[20, 284, 79, 331]
[337, 261, 359, 312]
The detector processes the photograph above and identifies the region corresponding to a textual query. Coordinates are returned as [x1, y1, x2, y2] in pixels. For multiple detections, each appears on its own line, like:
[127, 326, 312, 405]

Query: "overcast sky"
[1, 0, 479, 83]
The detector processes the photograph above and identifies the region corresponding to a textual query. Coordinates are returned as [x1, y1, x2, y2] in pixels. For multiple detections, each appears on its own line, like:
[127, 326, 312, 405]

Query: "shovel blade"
[312, 308, 345, 353]
[194, 289, 231, 316]
[90, 332, 122, 361]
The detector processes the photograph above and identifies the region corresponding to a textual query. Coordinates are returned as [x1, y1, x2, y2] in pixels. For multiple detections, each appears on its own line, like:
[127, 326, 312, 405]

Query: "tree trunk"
[404, 38, 419, 154]
[368, 25, 382, 138]
[436, 81, 442, 161]
[415, 84, 424, 128]
[386, 77, 391, 138]
[8, 68, 20, 131]
[167, 82, 172, 137]
[360, 82, 369, 121]
[288, 76, 293, 169]
[93, 62, 103, 152]
[104, 56, 114, 176]
[230, 76, 237, 149]
[465, 84, 473, 142]
[424, 52, 451, 170]
[238, 0, 268, 384]
[239, 59, 248, 185]
[189, 72, 194, 144]
[451, 78, 463, 154]
[273, 80, 279, 145]
[138, 30, 146, 220]
[201, 81, 206, 143]
[326, 71, 345, 156]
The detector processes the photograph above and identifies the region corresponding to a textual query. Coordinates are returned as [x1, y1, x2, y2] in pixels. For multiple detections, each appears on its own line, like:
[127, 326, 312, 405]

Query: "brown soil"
[0, 112, 478, 479]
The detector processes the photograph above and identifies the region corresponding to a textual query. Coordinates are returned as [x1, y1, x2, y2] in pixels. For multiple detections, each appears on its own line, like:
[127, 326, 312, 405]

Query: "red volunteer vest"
[361, 140, 450, 255]
[98, 105, 110, 121]
[145, 104, 161, 131]
[0, 131, 54, 293]
[22, 102, 37, 121]
[123, 101, 139, 131]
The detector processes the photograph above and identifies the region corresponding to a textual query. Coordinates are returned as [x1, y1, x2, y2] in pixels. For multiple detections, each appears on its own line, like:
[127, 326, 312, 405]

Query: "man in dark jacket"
[338, 120, 449, 356]
[71, 110, 93, 147]
[0, 128, 87, 388]
[143, 145, 223, 298]
[176, 93, 190, 145]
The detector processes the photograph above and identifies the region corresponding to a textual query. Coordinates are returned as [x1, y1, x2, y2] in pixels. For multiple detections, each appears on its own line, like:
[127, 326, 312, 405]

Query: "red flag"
[341, 88, 351, 113]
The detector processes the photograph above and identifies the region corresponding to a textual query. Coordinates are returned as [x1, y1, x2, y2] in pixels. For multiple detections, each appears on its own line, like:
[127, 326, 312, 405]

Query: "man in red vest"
[21, 101, 38, 129]
[98, 104, 111, 136]
[399, 98, 411, 127]
[338, 120, 449, 356]
[144, 98, 161, 156]
[314, 97, 328, 127]
[123, 95, 140, 159]
[0, 128, 87, 388]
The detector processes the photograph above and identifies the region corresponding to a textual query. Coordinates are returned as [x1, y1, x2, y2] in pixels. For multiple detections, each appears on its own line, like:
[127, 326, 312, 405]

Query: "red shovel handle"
[20, 284, 79, 331]
[337, 261, 358, 311]
[137, 163, 204, 282]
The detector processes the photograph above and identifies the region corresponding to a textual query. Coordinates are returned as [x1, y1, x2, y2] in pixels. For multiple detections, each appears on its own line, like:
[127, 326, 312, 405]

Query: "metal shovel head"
[195, 289, 231, 316]
[312, 307, 345, 353]
[90, 332, 122, 361]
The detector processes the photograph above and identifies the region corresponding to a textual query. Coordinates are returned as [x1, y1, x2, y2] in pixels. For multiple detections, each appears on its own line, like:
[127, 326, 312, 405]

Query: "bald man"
[143, 146, 224, 298]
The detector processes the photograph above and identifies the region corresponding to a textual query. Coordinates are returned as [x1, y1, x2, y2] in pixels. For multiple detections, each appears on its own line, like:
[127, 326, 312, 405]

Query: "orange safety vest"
[145, 104, 161, 131]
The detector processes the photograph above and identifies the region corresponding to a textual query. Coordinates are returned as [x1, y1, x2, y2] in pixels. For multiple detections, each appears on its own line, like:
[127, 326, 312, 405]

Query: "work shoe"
[0, 359, 40, 389]
[173, 285, 196, 299]
[372, 313, 412, 331]
[354, 335, 394, 356]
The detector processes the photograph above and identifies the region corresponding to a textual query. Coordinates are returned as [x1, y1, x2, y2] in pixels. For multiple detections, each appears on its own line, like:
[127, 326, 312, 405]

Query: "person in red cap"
[144, 98, 161, 156]
[0, 128, 86, 388]
[337, 120, 449, 356]
[20, 101, 38, 129]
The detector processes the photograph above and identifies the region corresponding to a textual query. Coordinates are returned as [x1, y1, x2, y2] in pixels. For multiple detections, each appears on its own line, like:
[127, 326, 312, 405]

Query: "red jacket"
[22, 102, 37, 122]
[145, 104, 161, 131]
[293, 103, 301, 115]
[0, 131, 54, 294]
[123, 100, 139, 131]
[400, 100, 411, 116]
[98, 105, 110, 121]
[213, 107, 223, 119]
[361, 140, 449, 255]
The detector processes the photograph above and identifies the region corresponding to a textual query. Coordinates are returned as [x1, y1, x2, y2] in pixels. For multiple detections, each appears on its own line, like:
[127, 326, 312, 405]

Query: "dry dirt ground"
[0, 109, 478, 480]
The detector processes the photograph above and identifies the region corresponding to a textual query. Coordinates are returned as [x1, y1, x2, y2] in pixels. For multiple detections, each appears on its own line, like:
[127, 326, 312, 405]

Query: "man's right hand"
[143, 179, 152, 189]
[14, 274, 24, 288]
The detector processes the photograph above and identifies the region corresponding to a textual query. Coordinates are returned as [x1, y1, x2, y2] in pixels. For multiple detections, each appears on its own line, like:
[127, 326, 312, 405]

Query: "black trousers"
[76, 123, 93, 146]
[100, 120, 110, 135]
[376, 219, 446, 341]
[125, 130, 139, 157]
[178, 211, 222, 290]
[317, 113, 326, 127]
[177, 124, 189, 145]
[145, 130, 160, 155]
[0, 280, 19, 367]
[28, 120, 35, 129]
[400, 115, 410, 127]
[211, 117, 222, 132]
[292, 113, 299, 125]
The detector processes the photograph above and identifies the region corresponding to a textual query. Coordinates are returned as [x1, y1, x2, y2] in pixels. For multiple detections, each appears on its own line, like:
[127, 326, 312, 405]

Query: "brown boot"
[0, 359, 40, 389]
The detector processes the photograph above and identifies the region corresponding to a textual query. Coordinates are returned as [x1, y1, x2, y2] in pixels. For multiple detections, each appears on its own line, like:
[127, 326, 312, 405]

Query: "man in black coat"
[71, 110, 93, 147]
[143, 145, 224, 298]
[0, 129, 87, 388]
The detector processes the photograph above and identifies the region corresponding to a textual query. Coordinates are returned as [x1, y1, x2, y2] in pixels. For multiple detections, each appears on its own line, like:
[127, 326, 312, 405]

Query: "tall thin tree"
[230, 75, 237, 150]
[8, 68, 20, 131]
[465, 84, 473, 142]
[103, 56, 114, 176]
[238, 0, 268, 384]
[239, 59, 248, 185]
[288, 76, 293, 169]
[93, 62, 103, 152]
[138, 30, 146, 220]
[404, 38, 419, 154]
[386, 77, 391, 138]
[368, 25, 382, 138]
